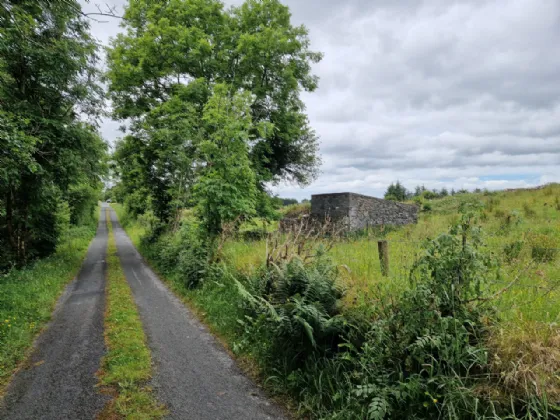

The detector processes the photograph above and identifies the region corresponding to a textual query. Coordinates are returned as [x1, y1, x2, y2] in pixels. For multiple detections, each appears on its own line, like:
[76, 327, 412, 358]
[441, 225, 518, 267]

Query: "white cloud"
[81, 0, 560, 201]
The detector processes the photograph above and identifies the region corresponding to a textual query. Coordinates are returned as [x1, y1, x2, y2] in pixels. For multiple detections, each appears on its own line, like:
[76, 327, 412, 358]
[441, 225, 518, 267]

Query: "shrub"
[523, 202, 536, 218]
[231, 209, 519, 419]
[234, 247, 346, 366]
[528, 233, 558, 263]
[422, 190, 438, 200]
[503, 240, 523, 263]
[412, 196, 424, 207]
[498, 210, 523, 234]
[485, 196, 501, 212]
[142, 215, 210, 289]
[422, 202, 432, 212]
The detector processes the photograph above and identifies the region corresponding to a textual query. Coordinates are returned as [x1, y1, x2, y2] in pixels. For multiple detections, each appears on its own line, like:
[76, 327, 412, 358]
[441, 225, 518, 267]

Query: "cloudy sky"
[81, 0, 560, 200]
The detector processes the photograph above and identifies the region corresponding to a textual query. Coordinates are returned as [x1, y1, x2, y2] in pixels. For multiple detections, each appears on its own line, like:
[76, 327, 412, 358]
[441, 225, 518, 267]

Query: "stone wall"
[311, 192, 418, 230]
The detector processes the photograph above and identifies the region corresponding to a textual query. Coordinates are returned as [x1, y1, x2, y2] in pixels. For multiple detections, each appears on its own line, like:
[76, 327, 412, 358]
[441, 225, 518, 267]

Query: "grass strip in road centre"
[98, 209, 165, 419]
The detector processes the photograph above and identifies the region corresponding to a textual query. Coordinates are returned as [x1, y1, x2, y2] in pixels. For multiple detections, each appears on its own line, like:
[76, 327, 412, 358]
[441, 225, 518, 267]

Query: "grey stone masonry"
[311, 192, 418, 230]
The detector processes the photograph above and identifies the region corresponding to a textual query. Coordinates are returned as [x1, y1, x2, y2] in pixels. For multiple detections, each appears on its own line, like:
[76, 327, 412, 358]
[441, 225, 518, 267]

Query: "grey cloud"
[81, 0, 560, 199]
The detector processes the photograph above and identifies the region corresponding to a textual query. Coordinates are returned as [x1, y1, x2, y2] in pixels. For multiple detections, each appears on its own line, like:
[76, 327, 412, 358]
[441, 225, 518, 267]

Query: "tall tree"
[106, 0, 322, 221]
[194, 84, 263, 235]
[385, 181, 408, 202]
[0, 0, 106, 267]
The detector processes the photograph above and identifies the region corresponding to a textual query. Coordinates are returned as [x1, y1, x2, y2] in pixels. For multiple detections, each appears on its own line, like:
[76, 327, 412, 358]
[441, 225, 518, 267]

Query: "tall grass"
[0, 211, 99, 390]
[115, 187, 560, 419]
[223, 186, 560, 324]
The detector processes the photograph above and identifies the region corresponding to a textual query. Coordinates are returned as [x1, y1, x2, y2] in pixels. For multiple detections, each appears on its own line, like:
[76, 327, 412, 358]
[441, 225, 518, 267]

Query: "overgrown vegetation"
[99, 209, 165, 418]
[0, 213, 98, 390]
[114, 186, 560, 419]
[104, 2, 559, 417]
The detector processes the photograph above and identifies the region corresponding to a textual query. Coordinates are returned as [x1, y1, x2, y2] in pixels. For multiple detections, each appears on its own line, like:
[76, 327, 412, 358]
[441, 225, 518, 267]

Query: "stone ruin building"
[311, 192, 418, 230]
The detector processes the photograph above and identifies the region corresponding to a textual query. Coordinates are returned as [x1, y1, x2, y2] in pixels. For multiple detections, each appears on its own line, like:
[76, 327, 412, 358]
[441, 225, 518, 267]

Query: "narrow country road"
[0, 208, 110, 420]
[108, 206, 286, 420]
[1, 204, 285, 419]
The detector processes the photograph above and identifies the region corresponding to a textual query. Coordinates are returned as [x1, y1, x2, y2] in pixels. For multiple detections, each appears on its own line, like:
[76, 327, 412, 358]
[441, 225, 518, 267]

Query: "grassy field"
[223, 186, 560, 410]
[223, 186, 560, 324]
[0, 211, 99, 391]
[98, 208, 165, 419]
[112, 186, 560, 417]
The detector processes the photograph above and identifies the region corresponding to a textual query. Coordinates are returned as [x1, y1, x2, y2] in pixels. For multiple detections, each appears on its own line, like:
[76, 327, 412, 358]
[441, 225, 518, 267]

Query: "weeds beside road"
[0, 220, 98, 391]
[113, 185, 560, 419]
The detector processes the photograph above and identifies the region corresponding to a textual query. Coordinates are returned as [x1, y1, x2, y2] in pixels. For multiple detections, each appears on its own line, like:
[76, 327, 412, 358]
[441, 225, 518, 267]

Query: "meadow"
[224, 186, 560, 324]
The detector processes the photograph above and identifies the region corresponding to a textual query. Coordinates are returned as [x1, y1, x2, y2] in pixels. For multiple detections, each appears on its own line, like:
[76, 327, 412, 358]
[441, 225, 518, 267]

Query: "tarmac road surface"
[1, 203, 285, 420]
[0, 207, 109, 420]
[108, 205, 285, 420]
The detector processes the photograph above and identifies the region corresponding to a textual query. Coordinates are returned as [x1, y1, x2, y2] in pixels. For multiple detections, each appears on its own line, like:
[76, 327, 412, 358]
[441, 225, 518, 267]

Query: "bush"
[412, 196, 424, 207]
[498, 210, 523, 234]
[422, 190, 438, 200]
[503, 240, 523, 263]
[142, 215, 210, 289]
[230, 210, 523, 418]
[522, 202, 536, 218]
[234, 247, 346, 367]
[528, 233, 558, 263]
[422, 202, 432, 212]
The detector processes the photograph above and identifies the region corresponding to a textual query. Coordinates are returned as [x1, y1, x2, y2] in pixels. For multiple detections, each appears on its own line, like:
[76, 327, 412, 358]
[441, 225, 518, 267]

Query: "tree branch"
[81, 3, 123, 22]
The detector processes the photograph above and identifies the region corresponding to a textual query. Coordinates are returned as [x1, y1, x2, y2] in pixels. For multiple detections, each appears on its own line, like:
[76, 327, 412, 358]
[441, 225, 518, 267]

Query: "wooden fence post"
[378, 240, 389, 277]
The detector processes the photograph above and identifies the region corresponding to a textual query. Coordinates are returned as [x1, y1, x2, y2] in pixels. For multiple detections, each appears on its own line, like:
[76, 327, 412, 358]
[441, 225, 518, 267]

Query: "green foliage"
[0, 221, 97, 388]
[143, 216, 210, 289]
[231, 211, 504, 418]
[194, 84, 259, 235]
[281, 198, 299, 206]
[503, 240, 524, 263]
[522, 202, 536, 218]
[107, 0, 322, 223]
[384, 181, 408, 202]
[422, 201, 432, 212]
[498, 210, 523, 234]
[234, 247, 346, 364]
[409, 204, 499, 314]
[422, 190, 438, 200]
[528, 233, 558, 263]
[281, 202, 311, 219]
[0, 0, 106, 268]
[101, 211, 166, 418]
[120, 193, 559, 419]
[485, 196, 501, 212]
